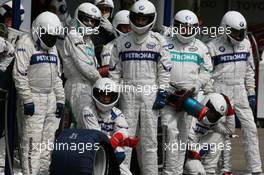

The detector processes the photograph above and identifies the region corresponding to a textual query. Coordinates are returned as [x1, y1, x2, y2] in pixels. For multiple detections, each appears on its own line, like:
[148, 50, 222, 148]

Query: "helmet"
[94, 0, 114, 18]
[48, 0, 71, 26]
[221, 11, 247, 45]
[129, 0, 157, 35]
[74, 3, 101, 35]
[112, 10, 130, 37]
[0, 1, 25, 27]
[173, 10, 199, 44]
[201, 93, 228, 118]
[92, 78, 120, 112]
[32, 11, 62, 50]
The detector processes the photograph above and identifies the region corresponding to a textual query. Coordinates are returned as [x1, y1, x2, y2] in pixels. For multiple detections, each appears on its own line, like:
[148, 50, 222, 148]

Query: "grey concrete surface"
[232, 128, 264, 174]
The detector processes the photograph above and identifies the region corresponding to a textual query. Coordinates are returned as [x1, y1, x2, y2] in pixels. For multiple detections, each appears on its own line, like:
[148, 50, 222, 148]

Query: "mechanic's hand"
[152, 89, 168, 110]
[110, 132, 124, 149]
[24, 102, 35, 116]
[248, 95, 256, 113]
[119, 136, 139, 148]
[55, 103, 65, 118]
[98, 65, 109, 77]
[100, 17, 113, 33]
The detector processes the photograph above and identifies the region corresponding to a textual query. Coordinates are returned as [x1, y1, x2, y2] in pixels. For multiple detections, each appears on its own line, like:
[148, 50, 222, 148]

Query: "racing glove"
[24, 102, 35, 116]
[118, 136, 139, 148]
[55, 103, 65, 118]
[101, 17, 113, 33]
[248, 95, 256, 114]
[110, 132, 125, 149]
[152, 89, 168, 110]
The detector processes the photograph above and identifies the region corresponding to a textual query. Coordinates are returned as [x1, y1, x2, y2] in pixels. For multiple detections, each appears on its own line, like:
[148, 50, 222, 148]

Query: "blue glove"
[55, 103, 64, 118]
[24, 102, 35, 116]
[152, 89, 168, 110]
[115, 151, 126, 165]
[248, 95, 256, 113]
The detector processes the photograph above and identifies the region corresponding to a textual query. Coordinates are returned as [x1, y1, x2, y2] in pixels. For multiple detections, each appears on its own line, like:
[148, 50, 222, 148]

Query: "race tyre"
[50, 129, 120, 175]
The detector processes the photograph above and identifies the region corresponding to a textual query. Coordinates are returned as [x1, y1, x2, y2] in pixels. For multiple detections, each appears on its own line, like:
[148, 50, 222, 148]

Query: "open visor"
[78, 11, 100, 28]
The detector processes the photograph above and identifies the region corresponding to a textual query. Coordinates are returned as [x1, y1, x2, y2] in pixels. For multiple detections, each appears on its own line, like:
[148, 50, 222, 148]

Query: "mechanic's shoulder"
[193, 38, 209, 50]
[207, 36, 223, 48]
[149, 31, 166, 42]
[16, 34, 34, 47]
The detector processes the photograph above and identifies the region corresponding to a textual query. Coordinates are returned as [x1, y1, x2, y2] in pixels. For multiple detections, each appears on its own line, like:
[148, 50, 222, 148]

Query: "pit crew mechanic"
[61, 3, 102, 129]
[160, 10, 213, 175]
[12, 12, 65, 175]
[206, 11, 263, 175]
[184, 93, 235, 175]
[109, 1, 171, 174]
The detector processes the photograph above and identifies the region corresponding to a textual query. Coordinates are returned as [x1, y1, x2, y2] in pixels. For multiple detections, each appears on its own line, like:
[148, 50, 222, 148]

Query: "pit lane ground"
[0, 128, 264, 174]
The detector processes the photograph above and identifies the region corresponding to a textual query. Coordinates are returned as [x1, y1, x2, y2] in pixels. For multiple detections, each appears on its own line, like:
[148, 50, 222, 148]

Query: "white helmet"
[129, 0, 157, 35]
[173, 10, 199, 44]
[94, 0, 114, 18]
[48, 0, 71, 26]
[221, 11, 247, 45]
[74, 3, 101, 35]
[92, 78, 120, 112]
[0, 1, 25, 25]
[199, 93, 229, 125]
[112, 10, 130, 37]
[201, 93, 228, 116]
[31, 11, 62, 50]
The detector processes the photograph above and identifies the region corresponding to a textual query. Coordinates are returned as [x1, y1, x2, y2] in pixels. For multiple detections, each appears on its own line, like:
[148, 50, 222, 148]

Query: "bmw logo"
[139, 5, 145, 10]
[125, 42, 131, 48]
[168, 44, 174, 49]
[239, 22, 244, 27]
[91, 8, 97, 13]
[219, 46, 225, 52]
[185, 16, 191, 21]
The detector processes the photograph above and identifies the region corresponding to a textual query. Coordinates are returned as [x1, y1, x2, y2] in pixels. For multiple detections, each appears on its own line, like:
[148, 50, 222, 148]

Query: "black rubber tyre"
[50, 129, 120, 175]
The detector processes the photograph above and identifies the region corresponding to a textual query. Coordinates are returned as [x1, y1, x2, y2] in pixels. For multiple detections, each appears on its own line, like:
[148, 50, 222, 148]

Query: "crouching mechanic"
[90, 78, 139, 175]
[12, 12, 65, 175]
[184, 93, 235, 175]
[207, 11, 262, 174]
[109, 1, 171, 174]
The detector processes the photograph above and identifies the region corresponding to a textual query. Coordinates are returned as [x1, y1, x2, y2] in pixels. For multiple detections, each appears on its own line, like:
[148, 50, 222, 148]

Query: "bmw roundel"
[91, 8, 97, 13]
[219, 46, 225, 52]
[139, 5, 145, 11]
[125, 42, 131, 48]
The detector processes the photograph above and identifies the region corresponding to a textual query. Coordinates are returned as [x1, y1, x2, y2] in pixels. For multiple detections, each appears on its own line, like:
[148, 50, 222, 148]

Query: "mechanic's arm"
[54, 54, 65, 104]
[65, 35, 101, 83]
[0, 37, 14, 72]
[109, 41, 122, 84]
[245, 44, 256, 96]
[197, 45, 213, 91]
[13, 41, 32, 104]
[158, 40, 172, 90]
[113, 110, 129, 138]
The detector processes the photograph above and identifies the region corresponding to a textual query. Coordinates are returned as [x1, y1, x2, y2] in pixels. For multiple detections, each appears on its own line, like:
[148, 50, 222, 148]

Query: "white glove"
[100, 17, 114, 33]
[0, 37, 14, 56]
